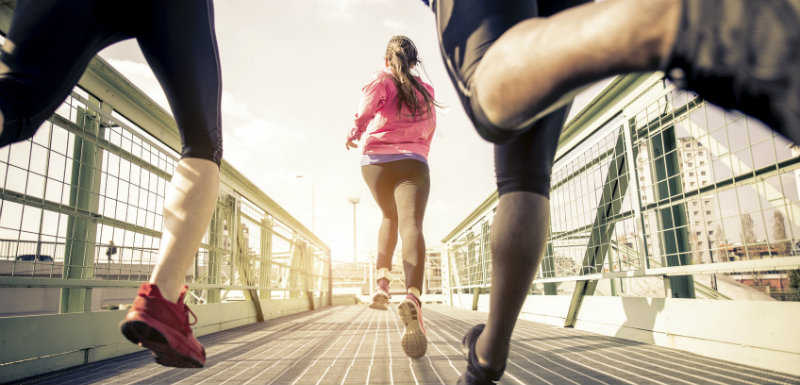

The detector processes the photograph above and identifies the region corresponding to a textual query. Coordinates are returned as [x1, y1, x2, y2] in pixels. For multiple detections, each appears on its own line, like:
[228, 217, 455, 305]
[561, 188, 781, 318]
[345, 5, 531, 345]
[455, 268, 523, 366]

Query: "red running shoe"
[369, 278, 391, 310]
[398, 292, 427, 358]
[120, 283, 206, 368]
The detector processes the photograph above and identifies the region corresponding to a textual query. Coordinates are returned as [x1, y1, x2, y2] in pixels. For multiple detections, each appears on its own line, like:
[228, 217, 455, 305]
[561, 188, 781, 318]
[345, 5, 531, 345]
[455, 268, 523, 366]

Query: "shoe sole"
[369, 292, 389, 310]
[398, 300, 427, 358]
[120, 320, 204, 368]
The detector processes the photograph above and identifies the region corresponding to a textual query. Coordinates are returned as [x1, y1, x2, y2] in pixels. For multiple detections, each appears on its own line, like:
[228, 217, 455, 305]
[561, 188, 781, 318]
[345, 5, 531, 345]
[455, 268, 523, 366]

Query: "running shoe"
[457, 324, 505, 385]
[369, 278, 391, 310]
[120, 283, 206, 368]
[665, 0, 800, 144]
[398, 292, 427, 358]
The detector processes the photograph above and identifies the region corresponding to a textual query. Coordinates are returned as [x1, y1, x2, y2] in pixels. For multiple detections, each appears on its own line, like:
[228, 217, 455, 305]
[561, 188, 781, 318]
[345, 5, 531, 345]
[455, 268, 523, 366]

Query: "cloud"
[222, 91, 252, 119]
[106, 59, 169, 112]
[108, 59, 253, 122]
[316, 0, 385, 20]
[383, 19, 408, 30]
[229, 118, 305, 148]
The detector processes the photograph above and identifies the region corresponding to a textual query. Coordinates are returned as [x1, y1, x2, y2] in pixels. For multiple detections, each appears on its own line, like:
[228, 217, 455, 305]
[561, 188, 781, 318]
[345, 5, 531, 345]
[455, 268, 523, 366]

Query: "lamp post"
[347, 196, 360, 264]
[296, 175, 315, 232]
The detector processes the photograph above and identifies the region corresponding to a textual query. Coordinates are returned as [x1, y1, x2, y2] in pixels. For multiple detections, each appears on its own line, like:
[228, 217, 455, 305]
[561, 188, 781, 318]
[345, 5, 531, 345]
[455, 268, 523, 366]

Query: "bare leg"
[149, 158, 219, 303]
[475, 191, 550, 371]
[475, 0, 681, 129]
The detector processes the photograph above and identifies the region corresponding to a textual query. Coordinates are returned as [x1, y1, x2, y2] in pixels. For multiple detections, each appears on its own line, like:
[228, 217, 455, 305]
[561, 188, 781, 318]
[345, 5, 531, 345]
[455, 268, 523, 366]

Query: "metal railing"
[0, 10, 331, 316]
[442, 73, 800, 314]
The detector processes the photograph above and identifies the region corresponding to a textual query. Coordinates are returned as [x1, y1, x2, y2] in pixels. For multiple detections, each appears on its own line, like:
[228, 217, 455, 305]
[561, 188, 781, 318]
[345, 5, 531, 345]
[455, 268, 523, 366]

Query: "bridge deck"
[14, 304, 798, 385]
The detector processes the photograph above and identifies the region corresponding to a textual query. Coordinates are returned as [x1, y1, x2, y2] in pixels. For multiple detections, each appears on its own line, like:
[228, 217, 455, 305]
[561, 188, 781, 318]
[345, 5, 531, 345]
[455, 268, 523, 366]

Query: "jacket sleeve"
[347, 72, 388, 142]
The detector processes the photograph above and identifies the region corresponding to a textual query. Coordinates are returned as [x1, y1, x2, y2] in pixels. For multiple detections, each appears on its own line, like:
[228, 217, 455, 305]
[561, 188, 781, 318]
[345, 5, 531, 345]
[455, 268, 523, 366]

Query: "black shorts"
[0, 0, 223, 165]
[430, 0, 588, 197]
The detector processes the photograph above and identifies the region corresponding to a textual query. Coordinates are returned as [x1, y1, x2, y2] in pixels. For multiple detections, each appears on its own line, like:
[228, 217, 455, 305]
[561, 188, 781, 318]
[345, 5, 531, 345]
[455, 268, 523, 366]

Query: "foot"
[666, 0, 800, 143]
[457, 324, 505, 385]
[369, 278, 391, 311]
[398, 292, 427, 358]
[120, 283, 206, 368]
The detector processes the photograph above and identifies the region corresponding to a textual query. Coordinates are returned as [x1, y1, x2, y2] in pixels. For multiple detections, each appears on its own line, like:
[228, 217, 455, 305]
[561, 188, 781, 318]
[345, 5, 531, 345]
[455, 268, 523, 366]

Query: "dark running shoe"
[457, 324, 505, 385]
[369, 278, 391, 310]
[665, 0, 800, 144]
[120, 283, 206, 368]
[398, 292, 427, 358]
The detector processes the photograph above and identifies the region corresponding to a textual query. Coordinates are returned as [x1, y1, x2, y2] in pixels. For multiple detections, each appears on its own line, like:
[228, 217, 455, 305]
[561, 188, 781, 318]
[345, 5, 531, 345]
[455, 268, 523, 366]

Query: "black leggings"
[431, 0, 588, 198]
[0, 0, 223, 165]
[362, 159, 430, 290]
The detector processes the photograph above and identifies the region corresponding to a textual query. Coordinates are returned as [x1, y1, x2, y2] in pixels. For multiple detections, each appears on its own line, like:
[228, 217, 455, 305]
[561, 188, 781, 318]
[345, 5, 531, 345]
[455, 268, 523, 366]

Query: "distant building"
[634, 137, 717, 265]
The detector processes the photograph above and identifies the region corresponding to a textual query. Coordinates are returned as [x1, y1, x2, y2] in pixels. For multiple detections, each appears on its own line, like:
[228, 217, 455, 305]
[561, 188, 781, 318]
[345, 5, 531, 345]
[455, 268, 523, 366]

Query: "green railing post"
[565, 125, 634, 327]
[302, 242, 315, 310]
[650, 125, 695, 298]
[471, 287, 480, 311]
[289, 239, 301, 299]
[60, 105, 103, 313]
[327, 251, 333, 307]
[542, 241, 559, 295]
[206, 202, 226, 304]
[260, 217, 273, 301]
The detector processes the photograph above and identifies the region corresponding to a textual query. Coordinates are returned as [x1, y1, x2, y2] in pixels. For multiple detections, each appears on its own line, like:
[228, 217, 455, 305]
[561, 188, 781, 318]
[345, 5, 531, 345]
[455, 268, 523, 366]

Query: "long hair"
[384, 35, 438, 117]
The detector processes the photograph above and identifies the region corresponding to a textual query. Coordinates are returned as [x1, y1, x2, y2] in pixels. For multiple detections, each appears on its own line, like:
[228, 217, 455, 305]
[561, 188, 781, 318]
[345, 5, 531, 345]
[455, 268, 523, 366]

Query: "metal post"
[327, 250, 333, 306]
[60, 104, 104, 313]
[260, 217, 273, 300]
[564, 125, 634, 327]
[650, 125, 695, 298]
[348, 197, 360, 263]
[207, 203, 225, 303]
[623, 117, 651, 271]
[542, 241, 559, 295]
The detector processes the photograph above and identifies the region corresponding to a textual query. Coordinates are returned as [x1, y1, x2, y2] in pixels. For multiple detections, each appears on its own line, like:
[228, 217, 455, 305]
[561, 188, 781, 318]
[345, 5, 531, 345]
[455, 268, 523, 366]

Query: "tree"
[790, 269, 800, 301]
[772, 210, 791, 256]
[740, 213, 757, 259]
[714, 223, 727, 261]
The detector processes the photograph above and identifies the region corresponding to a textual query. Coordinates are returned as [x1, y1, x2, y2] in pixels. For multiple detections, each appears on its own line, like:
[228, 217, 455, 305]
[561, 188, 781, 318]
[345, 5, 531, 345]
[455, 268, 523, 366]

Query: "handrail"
[442, 69, 800, 303]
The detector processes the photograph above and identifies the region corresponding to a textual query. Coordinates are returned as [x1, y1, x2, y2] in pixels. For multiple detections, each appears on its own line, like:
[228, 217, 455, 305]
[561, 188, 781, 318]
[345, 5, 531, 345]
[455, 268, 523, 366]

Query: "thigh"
[0, 0, 126, 142]
[135, 0, 222, 163]
[434, 0, 594, 86]
[362, 164, 399, 219]
[393, 160, 431, 225]
[435, 0, 538, 88]
[494, 104, 570, 198]
[537, 0, 593, 17]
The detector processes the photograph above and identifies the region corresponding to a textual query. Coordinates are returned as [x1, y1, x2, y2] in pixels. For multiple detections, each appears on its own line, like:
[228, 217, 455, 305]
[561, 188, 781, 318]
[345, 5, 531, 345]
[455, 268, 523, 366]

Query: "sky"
[98, 0, 498, 262]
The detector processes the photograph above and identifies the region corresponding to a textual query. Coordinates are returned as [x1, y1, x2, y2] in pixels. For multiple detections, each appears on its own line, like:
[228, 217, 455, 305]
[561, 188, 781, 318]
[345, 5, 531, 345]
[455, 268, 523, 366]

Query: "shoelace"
[182, 305, 198, 334]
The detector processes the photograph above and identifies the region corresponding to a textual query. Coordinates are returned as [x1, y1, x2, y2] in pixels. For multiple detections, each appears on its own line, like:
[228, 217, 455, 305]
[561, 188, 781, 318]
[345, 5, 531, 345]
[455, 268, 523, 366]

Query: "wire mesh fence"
[0, 70, 330, 315]
[443, 76, 800, 302]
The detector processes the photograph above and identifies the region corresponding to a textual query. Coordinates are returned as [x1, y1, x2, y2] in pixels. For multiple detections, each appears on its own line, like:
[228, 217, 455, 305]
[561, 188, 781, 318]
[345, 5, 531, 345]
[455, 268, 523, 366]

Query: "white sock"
[378, 268, 391, 282]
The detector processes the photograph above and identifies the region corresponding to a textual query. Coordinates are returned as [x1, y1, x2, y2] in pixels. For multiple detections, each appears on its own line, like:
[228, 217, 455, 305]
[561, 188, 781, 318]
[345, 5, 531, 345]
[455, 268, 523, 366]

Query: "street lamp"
[347, 196, 360, 263]
[296, 175, 315, 232]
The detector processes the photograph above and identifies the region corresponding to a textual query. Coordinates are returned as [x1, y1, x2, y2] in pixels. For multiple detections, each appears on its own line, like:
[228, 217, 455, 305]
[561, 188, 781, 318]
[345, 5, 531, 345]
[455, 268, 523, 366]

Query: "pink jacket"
[347, 68, 436, 159]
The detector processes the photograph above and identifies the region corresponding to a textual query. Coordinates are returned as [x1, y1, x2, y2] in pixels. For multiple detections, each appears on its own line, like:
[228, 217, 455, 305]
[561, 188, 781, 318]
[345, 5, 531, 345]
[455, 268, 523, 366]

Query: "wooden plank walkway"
[12, 304, 799, 385]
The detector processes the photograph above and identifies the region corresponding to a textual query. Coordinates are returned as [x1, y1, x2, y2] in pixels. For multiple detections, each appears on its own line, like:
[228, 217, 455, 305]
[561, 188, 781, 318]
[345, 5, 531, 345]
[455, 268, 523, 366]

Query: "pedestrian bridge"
[9, 304, 800, 385]
[0, 3, 799, 384]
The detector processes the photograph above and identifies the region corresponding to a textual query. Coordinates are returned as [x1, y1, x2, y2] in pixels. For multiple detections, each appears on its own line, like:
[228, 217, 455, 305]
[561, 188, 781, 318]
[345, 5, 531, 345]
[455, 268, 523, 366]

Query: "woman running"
[345, 35, 438, 358]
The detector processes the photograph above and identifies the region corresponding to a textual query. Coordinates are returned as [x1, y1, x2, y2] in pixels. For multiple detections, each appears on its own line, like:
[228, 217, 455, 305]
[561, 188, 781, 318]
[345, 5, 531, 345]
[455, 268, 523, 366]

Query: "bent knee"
[181, 128, 223, 167]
